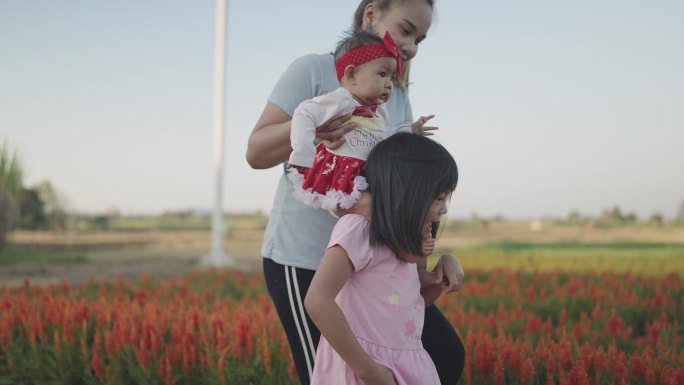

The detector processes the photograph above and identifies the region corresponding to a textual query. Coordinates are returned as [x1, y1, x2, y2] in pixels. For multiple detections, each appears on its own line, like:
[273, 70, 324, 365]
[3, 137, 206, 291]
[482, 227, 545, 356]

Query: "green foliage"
[0, 140, 24, 197]
[440, 241, 684, 277]
[0, 247, 87, 265]
[0, 140, 25, 251]
[34, 181, 67, 230]
[676, 201, 684, 227]
[17, 187, 48, 229]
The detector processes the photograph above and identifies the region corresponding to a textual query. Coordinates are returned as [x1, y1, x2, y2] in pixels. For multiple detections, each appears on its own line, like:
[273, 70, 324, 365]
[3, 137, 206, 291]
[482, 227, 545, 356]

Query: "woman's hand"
[411, 115, 438, 136]
[359, 362, 397, 385]
[316, 112, 356, 150]
[432, 254, 464, 293]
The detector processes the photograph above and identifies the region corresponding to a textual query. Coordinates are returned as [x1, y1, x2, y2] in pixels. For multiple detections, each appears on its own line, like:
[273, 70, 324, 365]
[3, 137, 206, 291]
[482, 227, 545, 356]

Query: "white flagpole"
[202, 0, 233, 267]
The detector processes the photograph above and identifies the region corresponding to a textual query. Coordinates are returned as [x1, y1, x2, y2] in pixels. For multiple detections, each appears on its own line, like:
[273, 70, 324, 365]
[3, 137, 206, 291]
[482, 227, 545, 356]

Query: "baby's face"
[346, 57, 397, 106]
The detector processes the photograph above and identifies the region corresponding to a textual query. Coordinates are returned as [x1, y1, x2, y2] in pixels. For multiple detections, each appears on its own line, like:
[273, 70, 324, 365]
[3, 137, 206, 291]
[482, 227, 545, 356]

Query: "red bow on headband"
[382, 31, 403, 77]
[335, 31, 404, 81]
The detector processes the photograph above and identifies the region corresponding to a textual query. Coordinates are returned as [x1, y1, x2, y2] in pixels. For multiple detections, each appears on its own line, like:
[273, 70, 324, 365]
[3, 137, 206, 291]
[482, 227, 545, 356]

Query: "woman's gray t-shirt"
[262, 53, 413, 270]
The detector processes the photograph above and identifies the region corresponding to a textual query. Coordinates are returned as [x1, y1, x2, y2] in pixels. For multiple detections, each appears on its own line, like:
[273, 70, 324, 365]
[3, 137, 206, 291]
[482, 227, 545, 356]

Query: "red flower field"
[1, 269, 682, 384]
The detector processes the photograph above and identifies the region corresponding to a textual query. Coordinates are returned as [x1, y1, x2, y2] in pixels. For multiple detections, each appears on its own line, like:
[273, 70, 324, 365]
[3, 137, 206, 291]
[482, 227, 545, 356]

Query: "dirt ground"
[1, 228, 263, 287]
[3, 224, 684, 288]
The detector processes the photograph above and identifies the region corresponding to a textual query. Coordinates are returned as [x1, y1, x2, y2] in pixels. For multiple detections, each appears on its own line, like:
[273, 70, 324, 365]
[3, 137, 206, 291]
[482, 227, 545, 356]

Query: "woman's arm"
[246, 102, 356, 170]
[305, 246, 396, 385]
[246, 103, 294, 169]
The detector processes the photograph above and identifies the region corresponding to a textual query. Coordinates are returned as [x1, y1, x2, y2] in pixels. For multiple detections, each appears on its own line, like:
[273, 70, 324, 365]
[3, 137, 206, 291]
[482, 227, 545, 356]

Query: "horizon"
[65, 204, 679, 223]
[2, 1, 683, 220]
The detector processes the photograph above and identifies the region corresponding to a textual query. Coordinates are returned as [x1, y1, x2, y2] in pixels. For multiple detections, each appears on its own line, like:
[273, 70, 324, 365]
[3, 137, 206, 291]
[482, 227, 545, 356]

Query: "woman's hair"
[364, 132, 458, 257]
[351, 0, 435, 89]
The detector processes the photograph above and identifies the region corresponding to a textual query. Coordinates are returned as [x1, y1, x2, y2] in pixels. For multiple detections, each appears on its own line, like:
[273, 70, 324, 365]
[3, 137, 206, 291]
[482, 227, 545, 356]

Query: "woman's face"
[362, 0, 433, 61]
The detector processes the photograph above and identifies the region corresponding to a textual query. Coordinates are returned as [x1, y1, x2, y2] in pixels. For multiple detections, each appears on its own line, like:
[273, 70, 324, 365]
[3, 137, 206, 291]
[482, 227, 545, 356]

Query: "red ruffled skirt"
[288, 143, 368, 210]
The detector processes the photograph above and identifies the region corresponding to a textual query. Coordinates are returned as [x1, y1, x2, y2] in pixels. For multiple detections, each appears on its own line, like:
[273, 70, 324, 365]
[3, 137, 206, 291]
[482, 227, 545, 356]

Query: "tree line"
[1, 142, 67, 251]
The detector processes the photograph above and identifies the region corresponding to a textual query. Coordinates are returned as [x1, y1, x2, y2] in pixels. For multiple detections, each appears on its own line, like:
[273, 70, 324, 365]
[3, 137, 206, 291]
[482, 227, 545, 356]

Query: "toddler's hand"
[421, 223, 435, 257]
[411, 115, 438, 136]
[422, 238, 436, 257]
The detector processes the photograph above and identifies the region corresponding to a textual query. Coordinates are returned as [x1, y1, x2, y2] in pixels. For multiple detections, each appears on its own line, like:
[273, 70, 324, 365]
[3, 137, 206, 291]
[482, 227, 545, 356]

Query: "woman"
[246, 1, 465, 384]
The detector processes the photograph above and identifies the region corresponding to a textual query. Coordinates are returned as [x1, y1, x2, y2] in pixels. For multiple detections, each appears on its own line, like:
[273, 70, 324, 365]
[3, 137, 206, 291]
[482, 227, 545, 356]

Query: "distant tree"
[0, 189, 11, 251]
[624, 212, 638, 223]
[35, 181, 67, 229]
[609, 206, 625, 222]
[599, 206, 631, 227]
[676, 201, 684, 226]
[492, 215, 506, 222]
[0, 141, 24, 250]
[470, 213, 489, 229]
[566, 210, 584, 225]
[16, 187, 48, 229]
[91, 215, 111, 230]
[649, 213, 664, 228]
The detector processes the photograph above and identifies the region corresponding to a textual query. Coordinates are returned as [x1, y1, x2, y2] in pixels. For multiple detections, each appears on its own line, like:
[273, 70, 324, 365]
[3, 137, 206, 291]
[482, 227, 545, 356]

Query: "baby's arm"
[305, 246, 396, 385]
[289, 99, 326, 169]
[289, 89, 356, 168]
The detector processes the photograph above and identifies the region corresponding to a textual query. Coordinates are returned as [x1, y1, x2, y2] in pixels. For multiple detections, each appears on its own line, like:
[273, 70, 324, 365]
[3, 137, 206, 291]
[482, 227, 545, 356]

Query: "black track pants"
[263, 257, 465, 385]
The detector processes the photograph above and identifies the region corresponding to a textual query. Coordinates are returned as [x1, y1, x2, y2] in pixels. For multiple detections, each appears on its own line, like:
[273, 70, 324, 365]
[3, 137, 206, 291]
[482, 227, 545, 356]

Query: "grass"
[0, 247, 87, 265]
[108, 213, 269, 231]
[471, 241, 684, 250]
[433, 241, 684, 277]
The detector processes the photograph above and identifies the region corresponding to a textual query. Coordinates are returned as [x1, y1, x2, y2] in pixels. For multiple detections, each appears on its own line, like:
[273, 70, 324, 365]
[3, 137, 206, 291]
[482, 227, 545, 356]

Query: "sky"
[1, 0, 683, 220]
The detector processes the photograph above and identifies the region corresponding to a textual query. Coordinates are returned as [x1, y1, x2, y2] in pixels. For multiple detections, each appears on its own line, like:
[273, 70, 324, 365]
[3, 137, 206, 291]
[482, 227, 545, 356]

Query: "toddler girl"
[304, 133, 458, 385]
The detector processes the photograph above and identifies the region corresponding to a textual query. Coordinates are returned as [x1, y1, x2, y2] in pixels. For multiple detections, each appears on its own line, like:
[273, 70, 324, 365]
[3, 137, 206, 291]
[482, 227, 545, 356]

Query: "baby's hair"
[333, 30, 385, 64]
[364, 133, 458, 257]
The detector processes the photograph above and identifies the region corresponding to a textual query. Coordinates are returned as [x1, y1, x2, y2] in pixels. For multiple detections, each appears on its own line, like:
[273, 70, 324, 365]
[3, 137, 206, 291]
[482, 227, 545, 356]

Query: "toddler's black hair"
[364, 132, 458, 257]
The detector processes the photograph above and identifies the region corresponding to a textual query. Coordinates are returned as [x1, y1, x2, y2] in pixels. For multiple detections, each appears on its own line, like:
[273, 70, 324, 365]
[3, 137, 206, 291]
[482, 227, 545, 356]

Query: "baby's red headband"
[335, 31, 404, 81]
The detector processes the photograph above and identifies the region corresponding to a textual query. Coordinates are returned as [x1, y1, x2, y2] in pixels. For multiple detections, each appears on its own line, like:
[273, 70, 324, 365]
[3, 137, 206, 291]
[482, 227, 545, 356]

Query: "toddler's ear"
[343, 65, 357, 83]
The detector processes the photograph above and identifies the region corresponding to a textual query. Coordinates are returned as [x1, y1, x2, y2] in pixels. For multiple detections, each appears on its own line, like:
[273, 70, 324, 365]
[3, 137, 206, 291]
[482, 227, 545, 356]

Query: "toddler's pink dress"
[310, 214, 441, 385]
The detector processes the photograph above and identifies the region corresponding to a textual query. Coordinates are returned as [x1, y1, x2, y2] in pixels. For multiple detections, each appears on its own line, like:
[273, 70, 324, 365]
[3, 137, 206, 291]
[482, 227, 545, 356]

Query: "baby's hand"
[411, 115, 438, 136]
